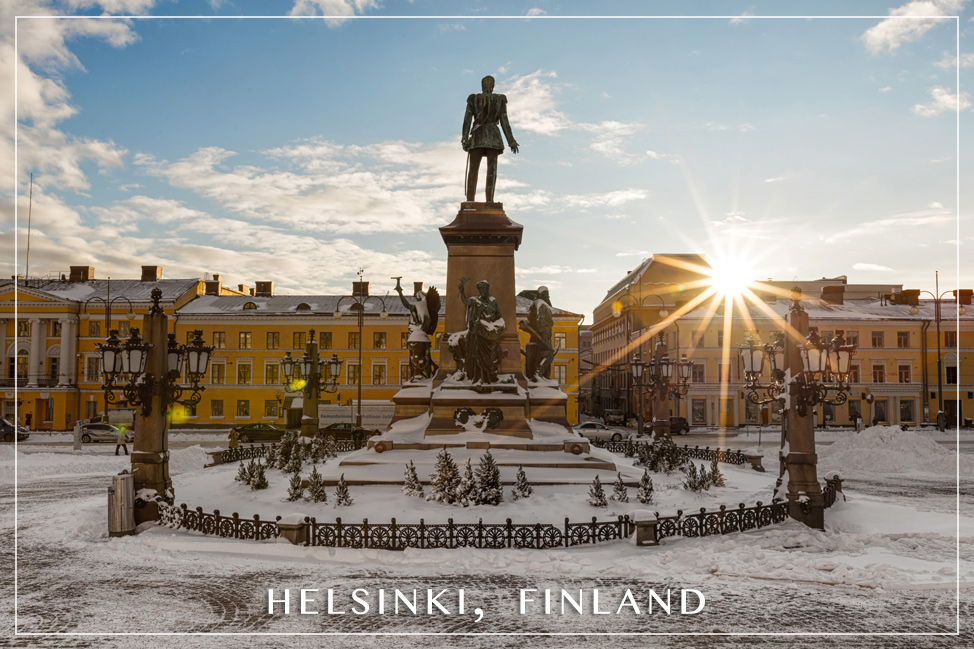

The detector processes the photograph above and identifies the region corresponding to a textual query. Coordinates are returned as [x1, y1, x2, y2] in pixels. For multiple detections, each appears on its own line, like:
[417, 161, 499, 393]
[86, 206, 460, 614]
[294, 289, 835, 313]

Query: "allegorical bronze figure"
[393, 277, 440, 381]
[448, 277, 505, 384]
[461, 75, 519, 202]
[518, 286, 555, 381]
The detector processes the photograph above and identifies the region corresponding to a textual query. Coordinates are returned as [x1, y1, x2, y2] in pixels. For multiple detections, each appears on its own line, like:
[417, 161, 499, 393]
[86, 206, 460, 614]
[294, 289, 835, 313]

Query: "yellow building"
[1, 266, 206, 430]
[591, 259, 972, 428]
[172, 278, 584, 428]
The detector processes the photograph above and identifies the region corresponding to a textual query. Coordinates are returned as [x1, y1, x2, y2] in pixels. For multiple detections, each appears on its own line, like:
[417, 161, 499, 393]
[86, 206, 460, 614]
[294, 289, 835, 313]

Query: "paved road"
[4, 471, 972, 648]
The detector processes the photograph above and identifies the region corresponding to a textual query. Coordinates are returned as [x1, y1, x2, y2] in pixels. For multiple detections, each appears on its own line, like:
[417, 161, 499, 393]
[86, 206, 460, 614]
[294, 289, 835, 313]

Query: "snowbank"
[819, 425, 974, 476]
[0, 444, 208, 484]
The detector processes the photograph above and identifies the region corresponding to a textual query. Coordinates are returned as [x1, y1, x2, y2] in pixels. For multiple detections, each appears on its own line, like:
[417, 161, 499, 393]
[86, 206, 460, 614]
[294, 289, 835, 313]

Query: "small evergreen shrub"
[334, 473, 353, 506]
[588, 475, 608, 507]
[611, 472, 629, 503]
[510, 466, 533, 501]
[636, 468, 655, 505]
[426, 448, 461, 504]
[250, 461, 268, 490]
[402, 461, 425, 497]
[474, 450, 503, 506]
[455, 458, 477, 507]
[306, 465, 328, 503]
[287, 471, 304, 501]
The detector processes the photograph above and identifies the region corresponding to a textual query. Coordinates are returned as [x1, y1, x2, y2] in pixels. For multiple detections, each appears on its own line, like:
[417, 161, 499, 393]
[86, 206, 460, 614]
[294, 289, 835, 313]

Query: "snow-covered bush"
[276, 431, 296, 470]
[265, 443, 277, 467]
[402, 461, 425, 497]
[334, 474, 353, 506]
[285, 447, 303, 475]
[235, 459, 250, 485]
[306, 465, 327, 503]
[636, 468, 654, 505]
[426, 448, 461, 504]
[510, 466, 533, 501]
[588, 475, 608, 507]
[636, 439, 686, 474]
[474, 450, 503, 506]
[611, 472, 629, 503]
[709, 458, 726, 487]
[455, 458, 477, 507]
[287, 472, 304, 501]
[683, 463, 713, 492]
[250, 461, 268, 490]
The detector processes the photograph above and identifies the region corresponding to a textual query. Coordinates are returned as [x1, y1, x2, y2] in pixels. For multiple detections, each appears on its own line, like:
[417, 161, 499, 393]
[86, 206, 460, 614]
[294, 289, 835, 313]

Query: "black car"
[669, 416, 691, 435]
[317, 422, 380, 442]
[0, 418, 29, 443]
[231, 422, 287, 443]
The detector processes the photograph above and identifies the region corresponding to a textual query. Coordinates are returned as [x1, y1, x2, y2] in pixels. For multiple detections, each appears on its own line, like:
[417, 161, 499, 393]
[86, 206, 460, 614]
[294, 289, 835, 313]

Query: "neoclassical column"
[0, 319, 6, 381]
[58, 317, 72, 386]
[27, 318, 43, 387]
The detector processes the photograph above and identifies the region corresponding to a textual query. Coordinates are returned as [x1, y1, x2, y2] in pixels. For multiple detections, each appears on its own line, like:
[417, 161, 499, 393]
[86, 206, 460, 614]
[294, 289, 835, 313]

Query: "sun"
[707, 254, 758, 297]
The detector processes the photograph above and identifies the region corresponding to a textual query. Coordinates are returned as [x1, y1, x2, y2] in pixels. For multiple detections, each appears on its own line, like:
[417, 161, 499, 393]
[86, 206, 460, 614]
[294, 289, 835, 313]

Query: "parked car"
[230, 422, 287, 443]
[0, 418, 30, 443]
[572, 421, 632, 442]
[317, 422, 380, 442]
[79, 422, 133, 444]
[603, 409, 626, 426]
[669, 416, 691, 435]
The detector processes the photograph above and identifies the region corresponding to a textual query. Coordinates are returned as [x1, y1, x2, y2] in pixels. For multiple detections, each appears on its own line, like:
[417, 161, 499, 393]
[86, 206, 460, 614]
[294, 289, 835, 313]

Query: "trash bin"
[965, 418, 973, 429]
[108, 470, 135, 537]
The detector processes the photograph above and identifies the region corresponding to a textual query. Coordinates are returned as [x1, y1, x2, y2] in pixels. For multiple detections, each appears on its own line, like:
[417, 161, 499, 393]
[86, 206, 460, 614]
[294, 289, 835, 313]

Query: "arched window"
[296, 303, 311, 311]
[243, 302, 257, 310]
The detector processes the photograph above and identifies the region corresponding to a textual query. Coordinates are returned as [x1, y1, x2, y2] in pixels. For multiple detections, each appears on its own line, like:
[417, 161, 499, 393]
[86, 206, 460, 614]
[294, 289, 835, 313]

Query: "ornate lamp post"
[743, 288, 856, 530]
[281, 329, 343, 438]
[94, 288, 213, 523]
[334, 287, 387, 428]
[909, 271, 968, 430]
[631, 332, 692, 439]
[80, 278, 136, 416]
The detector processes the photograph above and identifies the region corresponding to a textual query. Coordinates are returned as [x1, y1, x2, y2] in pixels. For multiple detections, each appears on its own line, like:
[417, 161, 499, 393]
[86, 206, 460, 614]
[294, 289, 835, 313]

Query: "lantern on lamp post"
[281, 329, 343, 438]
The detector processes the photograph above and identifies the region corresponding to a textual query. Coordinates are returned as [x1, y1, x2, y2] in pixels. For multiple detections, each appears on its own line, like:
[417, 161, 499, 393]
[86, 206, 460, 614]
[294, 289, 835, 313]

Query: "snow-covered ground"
[3, 425, 972, 647]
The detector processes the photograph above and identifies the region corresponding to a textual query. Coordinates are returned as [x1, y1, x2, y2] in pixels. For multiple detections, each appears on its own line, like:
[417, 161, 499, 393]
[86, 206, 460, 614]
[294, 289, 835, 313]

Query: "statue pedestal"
[436, 202, 525, 385]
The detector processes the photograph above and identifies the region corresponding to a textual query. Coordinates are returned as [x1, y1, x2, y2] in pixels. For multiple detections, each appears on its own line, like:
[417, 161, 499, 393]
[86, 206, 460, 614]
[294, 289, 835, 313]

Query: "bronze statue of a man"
[448, 277, 505, 384]
[461, 75, 519, 203]
[518, 286, 555, 380]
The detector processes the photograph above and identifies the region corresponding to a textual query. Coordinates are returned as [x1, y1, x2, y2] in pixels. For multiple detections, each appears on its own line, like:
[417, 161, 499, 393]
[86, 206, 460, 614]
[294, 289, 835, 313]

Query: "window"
[372, 364, 386, 385]
[872, 364, 885, 383]
[347, 365, 360, 385]
[239, 332, 252, 349]
[897, 331, 909, 348]
[265, 364, 279, 385]
[898, 364, 911, 383]
[900, 399, 915, 423]
[690, 333, 702, 348]
[821, 330, 834, 343]
[554, 332, 567, 350]
[945, 330, 957, 348]
[293, 331, 306, 349]
[691, 398, 707, 424]
[117, 321, 131, 337]
[691, 363, 706, 383]
[50, 321, 61, 337]
[211, 400, 224, 417]
[267, 332, 280, 349]
[874, 399, 888, 422]
[264, 400, 278, 417]
[400, 364, 411, 384]
[373, 332, 386, 349]
[716, 330, 724, 347]
[845, 331, 859, 347]
[320, 331, 332, 349]
[946, 366, 958, 385]
[243, 302, 257, 310]
[48, 358, 59, 381]
[849, 363, 860, 383]
[88, 321, 101, 337]
[85, 357, 100, 382]
[237, 363, 252, 385]
[183, 403, 197, 417]
[871, 331, 884, 348]
[18, 321, 31, 337]
[348, 332, 360, 349]
[211, 363, 225, 385]
[848, 399, 861, 421]
[553, 365, 567, 385]
[401, 332, 409, 349]
[236, 400, 250, 417]
[213, 332, 226, 349]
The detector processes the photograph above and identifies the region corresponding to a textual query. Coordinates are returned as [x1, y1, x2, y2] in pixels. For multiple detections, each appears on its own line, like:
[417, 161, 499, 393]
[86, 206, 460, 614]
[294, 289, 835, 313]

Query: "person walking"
[114, 426, 129, 456]
[228, 428, 239, 449]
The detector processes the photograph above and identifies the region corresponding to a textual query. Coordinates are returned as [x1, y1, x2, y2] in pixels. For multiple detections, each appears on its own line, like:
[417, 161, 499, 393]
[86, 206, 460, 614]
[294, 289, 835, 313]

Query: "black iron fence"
[212, 438, 367, 467]
[591, 439, 749, 465]
[157, 502, 281, 540]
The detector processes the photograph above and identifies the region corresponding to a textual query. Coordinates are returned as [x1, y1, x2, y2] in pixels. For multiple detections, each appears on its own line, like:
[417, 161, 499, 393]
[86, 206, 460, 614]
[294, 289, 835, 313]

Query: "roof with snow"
[675, 297, 971, 323]
[1, 278, 200, 304]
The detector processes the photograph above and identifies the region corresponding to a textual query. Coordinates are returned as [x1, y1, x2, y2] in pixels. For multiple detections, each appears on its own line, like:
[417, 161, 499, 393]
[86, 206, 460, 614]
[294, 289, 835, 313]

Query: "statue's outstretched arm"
[500, 96, 518, 154]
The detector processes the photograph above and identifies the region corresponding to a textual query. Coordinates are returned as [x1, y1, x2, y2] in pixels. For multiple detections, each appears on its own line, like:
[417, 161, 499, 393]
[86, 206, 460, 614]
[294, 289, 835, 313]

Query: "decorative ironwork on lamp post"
[631, 332, 692, 438]
[281, 328, 343, 438]
[334, 285, 388, 428]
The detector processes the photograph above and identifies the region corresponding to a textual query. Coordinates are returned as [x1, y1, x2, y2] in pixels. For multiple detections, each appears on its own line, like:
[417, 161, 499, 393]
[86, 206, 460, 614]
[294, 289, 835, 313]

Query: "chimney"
[255, 281, 275, 297]
[238, 284, 249, 294]
[204, 280, 222, 296]
[413, 281, 424, 294]
[141, 265, 162, 282]
[821, 285, 844, 305]
[249, 287, 256, 296]
[954, 289, 973, 306]
[352, 281, 369, 297]
[900, 289, 920, 307]
[69, 266, 93, 282]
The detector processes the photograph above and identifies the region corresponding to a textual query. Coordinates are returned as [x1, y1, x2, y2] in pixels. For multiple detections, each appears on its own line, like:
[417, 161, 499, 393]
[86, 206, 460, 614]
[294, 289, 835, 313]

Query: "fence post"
[336, 516, 343, 548]
[363, 518, 369, 549]
[506, 518, 513, 548]
[421, 518, 426, 549]
[391, 517, 398, 550]
[448, 518, 454, 549]
[477, 518, 483, 548]
[564, 517, 569, 548]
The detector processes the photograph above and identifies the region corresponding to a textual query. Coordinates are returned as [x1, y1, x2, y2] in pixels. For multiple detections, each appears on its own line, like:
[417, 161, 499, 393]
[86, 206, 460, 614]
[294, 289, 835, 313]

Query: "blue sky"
[2, 1, 971, 321]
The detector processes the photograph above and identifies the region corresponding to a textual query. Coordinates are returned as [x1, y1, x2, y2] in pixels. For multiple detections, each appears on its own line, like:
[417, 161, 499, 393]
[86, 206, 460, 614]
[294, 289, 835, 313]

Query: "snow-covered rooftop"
[1, 278, 200, 304]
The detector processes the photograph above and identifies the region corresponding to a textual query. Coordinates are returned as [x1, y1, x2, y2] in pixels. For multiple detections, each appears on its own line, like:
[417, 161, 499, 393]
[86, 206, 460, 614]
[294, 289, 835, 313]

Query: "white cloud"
[436, 23, 466, 33]
[860, 0, 966, 54]
[288, 0, 379, 25]
[705, 122, 728, 131]
[729, 11, 753, 25]
[879, 86, 893, 92]
[929, 201, 944, 208]
[526, 8, 546, 16]
[911, 86, 972, 116]
[852, 262, 895, 272]
[825, 207, 953, 243]
[764, 176, 785, 183]
[935, 51, 974, 68]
